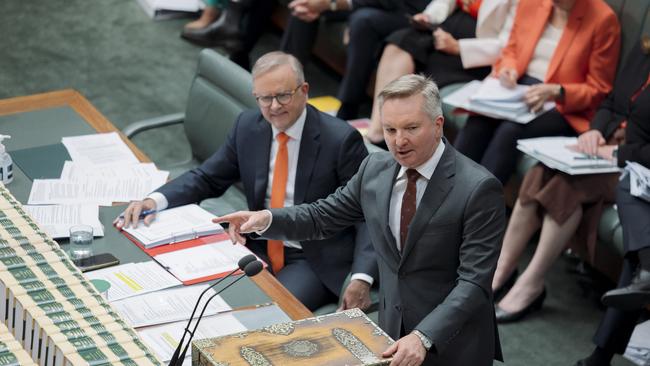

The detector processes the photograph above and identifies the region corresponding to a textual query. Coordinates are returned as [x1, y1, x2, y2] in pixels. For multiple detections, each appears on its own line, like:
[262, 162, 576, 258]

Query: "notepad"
[121, 204, 224, 248]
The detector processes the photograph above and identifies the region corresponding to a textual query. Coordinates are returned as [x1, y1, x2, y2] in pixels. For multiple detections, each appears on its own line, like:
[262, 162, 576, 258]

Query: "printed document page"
[154, 241, 257, 282]
[62, 132, 139, 166]
[27, 173, 167, 205]
[84, 261, 182, 301]
[60, 161, 167, 181]
[122, 204, 224, 248]
[138, 312, 246, 362]
[24, 204, 104, 238]
[111, 284, 231, 328]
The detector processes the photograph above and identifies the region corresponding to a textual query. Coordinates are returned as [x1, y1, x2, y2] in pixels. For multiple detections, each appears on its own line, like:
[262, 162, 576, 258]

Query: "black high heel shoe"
[493, 269, 518, 302]
[495, 287, 546, 323]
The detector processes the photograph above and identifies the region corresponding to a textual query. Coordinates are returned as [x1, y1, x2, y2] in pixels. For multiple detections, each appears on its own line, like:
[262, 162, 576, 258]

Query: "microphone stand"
[168, 254, 256, 365]
[169, 260, 263, 366]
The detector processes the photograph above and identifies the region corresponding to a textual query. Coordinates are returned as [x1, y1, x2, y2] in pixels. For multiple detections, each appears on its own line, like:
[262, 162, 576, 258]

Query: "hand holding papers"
[517, 137, 621, 175]
[442, 78, 556, 124]
[121, 204, 224, 249]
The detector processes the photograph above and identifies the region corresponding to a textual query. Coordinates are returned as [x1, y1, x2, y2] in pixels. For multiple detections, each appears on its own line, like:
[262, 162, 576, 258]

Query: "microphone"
[168, 254, 257, 365]
[174, 260, 264, 365]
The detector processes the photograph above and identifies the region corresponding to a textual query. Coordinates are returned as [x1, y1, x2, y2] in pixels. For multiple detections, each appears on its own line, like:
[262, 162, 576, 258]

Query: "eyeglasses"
[255, 85, 302, 107]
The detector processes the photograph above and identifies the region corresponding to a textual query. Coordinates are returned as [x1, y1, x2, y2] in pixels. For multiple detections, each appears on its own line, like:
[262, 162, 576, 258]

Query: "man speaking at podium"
[118, 51, 377, 313]
[216, 75, 506, 366]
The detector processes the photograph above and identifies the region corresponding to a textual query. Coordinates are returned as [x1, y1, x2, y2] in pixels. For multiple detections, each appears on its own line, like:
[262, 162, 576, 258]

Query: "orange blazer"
[494, 0, 621, 132]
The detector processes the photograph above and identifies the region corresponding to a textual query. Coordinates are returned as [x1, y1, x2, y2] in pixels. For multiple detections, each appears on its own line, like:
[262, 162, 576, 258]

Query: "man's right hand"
[213, 210, 272, 245]
[114, 198, 157, 229]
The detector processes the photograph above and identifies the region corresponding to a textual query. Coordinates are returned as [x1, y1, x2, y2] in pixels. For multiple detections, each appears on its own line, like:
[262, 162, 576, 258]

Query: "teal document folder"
[10, 143, 71, 180]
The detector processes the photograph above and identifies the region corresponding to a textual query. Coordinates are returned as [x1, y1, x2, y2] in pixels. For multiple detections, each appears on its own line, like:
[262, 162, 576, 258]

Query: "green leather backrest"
[184, 49, 258, 162]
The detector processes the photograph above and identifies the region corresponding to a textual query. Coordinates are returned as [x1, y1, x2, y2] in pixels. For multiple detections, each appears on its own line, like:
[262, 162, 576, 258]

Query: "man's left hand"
[337, 279, 371, 311]
[382, 334, 427, 366]
[288, 0, 329, 22]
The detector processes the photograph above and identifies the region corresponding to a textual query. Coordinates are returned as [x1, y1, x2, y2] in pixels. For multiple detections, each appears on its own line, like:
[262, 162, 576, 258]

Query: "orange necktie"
[268, 132, 289, 274]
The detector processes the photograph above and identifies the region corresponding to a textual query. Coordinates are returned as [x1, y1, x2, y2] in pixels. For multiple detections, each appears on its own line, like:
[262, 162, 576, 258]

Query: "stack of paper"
[625, 162, 650, 202]
[625, 320, 650, 365]
[23, 204, 104, 238]
[517, 137, 621, 175]
[442, 78, 555, 124]
[136, 0, 203, 20]
[27, 132, 169, 206]
[84, 261, 182, 301]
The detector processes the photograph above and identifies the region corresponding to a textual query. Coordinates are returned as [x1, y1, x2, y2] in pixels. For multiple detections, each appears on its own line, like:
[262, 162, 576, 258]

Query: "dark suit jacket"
[157, 105, 378, 294]
[265, 142, 506, 365]
[590, 42, 650, 169]
[351, 0, 429, 14]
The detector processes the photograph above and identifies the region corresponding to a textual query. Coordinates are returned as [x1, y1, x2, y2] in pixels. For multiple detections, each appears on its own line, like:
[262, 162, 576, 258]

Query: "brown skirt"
[519, 164, 620, 263]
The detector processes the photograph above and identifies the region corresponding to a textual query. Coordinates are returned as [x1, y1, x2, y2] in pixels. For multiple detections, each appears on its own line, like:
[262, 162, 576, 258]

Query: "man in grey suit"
[216, 74, 506, 366]
[117, 52, 377, 313]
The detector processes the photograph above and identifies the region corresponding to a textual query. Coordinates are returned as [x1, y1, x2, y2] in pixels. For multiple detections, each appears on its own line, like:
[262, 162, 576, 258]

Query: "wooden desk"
[0, 89, 311, 321]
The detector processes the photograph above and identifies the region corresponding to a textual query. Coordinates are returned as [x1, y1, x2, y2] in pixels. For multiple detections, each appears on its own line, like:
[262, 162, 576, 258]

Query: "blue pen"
[118, 209, 156, 220]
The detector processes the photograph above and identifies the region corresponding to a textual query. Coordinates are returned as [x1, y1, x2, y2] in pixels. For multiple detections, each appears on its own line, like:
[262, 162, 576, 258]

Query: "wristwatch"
[612, 146, 618, 159]
[330, 0, 338, 11]
[412, 330, 432, 351]
[558, 85, 565, 100]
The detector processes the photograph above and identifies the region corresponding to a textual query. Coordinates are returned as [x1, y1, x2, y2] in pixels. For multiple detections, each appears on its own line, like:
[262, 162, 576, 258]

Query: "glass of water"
[69, 224, 94, 265]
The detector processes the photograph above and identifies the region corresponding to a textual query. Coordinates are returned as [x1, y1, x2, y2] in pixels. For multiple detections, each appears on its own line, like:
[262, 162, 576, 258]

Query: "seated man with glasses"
[117, 51, 378, 312]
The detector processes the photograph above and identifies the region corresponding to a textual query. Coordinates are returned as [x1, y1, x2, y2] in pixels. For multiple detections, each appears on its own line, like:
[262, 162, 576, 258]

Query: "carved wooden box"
[192, 309, 394, 366]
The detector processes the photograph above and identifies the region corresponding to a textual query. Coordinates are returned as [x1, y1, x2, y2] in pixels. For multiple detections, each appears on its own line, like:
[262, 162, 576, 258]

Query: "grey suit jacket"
[265, 142, 505, 365]
[157, 105, 378, 295]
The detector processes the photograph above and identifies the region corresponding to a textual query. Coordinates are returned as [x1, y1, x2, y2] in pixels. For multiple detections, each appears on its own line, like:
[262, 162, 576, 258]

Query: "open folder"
[121, 204, 224, 249]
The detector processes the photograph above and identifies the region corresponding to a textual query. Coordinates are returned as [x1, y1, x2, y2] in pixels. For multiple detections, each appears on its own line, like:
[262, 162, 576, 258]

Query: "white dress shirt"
[389, 140, 446, 250]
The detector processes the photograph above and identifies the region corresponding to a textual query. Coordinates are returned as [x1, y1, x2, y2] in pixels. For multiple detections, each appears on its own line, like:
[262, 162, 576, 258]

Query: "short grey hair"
[252, 51, 305, 85]
[377, 74, 442, 122]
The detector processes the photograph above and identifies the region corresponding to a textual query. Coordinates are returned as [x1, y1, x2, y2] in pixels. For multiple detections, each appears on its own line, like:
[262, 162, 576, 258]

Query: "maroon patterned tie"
[399, 169, 420, 251]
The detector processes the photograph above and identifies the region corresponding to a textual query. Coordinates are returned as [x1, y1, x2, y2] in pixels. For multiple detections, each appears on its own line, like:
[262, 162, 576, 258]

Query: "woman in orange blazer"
[454, 0, 621, 184]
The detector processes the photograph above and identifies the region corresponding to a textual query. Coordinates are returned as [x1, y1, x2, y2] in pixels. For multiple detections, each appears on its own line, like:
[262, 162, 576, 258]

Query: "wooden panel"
[0, 89, 150, 163]
[251, 270, 312, 320]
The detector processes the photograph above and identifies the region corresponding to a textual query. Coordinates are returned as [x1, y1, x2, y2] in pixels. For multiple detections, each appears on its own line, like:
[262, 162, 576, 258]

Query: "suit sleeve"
[155, 113, 243, 208]
[337, 130, 379, 279]
[588, 90, 617, 139]
[263, 155, 370, 242]
[415, 176, 505, 354]
[557, 13, 620, 114]
[618, 89, 650, 169]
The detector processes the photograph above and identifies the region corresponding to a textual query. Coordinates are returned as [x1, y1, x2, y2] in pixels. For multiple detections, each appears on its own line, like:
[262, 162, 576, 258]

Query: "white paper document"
[517, 137, 621, 175]
[138, 312, 246, 362]
[62, 132, 139, 166]
[60, 161, 166, 181]
[23, 204, 104, 238]
[111, 284, 231, 328]
[625, 320, 650, 366]
[154, 241, 257, 282]
[443, 78, 555, 124]
[123, 204, 224, 248]
[625, 162, 650, 202]
[84, 261, 182, 301]
[27, 173, 167, 206]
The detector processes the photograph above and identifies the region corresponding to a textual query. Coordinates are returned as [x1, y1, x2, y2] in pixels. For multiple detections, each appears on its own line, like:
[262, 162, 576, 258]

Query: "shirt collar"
[396, 140, 446, 181]
[271, 107, 307, 142]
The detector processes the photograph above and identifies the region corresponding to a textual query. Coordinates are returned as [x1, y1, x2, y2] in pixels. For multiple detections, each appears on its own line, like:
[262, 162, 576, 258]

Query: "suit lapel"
[520, 1, 552, 75]
[546, 0, 586, 81]
[377, 158, 401, 261]
[294, 107, 320, 205]
[253, 117, 272, 209]
[400, 144, 456, 265]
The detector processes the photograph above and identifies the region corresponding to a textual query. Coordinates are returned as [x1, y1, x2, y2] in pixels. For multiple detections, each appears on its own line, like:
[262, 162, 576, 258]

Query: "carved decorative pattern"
[261, 322, 295, 336]
[240, 346, 273, 366]
[282, 339, 320, 357]
[333, 328, 382, 364]
[343, 308, 365, 318]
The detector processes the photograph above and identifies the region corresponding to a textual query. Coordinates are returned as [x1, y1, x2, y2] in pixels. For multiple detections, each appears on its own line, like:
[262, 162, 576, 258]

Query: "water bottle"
[0, 135, 13, 185]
